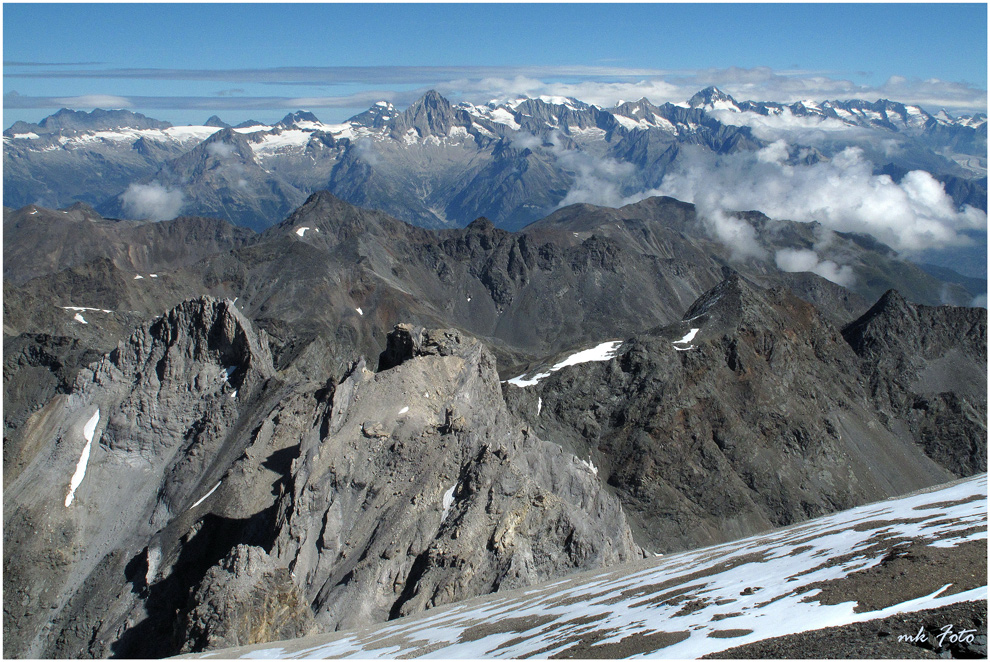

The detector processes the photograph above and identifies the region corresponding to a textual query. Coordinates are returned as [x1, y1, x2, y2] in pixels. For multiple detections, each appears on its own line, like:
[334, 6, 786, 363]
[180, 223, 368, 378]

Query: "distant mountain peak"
[204, 115, 230, 128]
[688, 86, 738, 110]
[277, 110, 321, 127]
[5, 108, 173, 136]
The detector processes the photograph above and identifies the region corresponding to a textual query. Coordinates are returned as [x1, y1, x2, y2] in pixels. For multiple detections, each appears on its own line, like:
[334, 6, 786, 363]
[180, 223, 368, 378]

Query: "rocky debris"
[505, 275, 962, 554]
[843, 290, 987, 476]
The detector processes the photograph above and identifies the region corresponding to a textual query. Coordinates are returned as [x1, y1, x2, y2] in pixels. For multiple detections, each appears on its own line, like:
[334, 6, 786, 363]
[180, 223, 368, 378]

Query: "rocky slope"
[502, 274, 974, 552]
[3, 193, 977, 481]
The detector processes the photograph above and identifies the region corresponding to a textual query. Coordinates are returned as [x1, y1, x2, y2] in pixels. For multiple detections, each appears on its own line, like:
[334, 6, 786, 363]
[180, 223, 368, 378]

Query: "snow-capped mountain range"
[4, 87, 986, 234]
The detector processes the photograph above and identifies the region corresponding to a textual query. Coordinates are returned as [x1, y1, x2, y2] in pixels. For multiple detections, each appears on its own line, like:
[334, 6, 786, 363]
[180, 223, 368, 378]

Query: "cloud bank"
[121, 182, 184, 221]
[652, 142, 987, 254]
[775, 248, 856, 287]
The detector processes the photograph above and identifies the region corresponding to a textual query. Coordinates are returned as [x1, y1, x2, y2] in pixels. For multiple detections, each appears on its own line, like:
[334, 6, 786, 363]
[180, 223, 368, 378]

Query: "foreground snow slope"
[187, 473, 987, 659]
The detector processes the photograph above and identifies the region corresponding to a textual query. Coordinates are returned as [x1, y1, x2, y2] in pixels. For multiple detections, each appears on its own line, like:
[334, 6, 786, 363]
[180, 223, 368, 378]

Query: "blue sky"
[4, 3, 987, 127]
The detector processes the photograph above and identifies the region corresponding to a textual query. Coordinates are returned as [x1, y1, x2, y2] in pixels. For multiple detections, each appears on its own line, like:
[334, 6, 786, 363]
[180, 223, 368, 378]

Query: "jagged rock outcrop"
[504, 275, 966, 553]
[268, 324, 641, 633]
[180, 545, 314, 653]
[843, 290, 988, 476]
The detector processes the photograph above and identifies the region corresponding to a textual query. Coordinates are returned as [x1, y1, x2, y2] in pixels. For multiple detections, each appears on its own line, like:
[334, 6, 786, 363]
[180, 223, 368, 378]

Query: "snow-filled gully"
[65, 409, 100, 507]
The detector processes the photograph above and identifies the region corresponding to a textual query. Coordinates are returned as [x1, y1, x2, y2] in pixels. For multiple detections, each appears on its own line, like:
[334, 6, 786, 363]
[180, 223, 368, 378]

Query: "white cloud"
[352, 138, 381, 165]
[651, 143, 987, 254]
[54, 94, 133, 108]
[206, 141, 235, 159]
[702, 209, 767, 262]
[549, 132, 637, 209]
[710, 107, 869, 146]
[121, 182, 184, 221]
[510, 132, 542, 151]
[775, 248, 856, 287]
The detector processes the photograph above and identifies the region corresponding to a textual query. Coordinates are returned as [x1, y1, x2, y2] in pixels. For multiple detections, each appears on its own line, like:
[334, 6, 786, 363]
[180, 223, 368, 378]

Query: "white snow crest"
[440, 483, 457, 523]
[65, 409, 100, 507]
[190, 481, 222, 510]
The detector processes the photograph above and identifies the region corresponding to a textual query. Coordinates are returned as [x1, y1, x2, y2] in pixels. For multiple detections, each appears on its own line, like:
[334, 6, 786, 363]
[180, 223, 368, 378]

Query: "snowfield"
[187, 473, 987, 659]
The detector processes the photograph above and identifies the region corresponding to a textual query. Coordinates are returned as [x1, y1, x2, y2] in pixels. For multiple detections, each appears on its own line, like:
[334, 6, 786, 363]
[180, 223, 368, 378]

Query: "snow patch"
[356, 307, 363, 315]
[507, 340, 623, 387]
[65, 409, 100, 506]
[133, 274, 144, 280]
[578, 456, 598, 475]
[440, 483, 457, 523]
[295, 226, 310, 237]
[146, 546, 161, 585]
[190, 481, 222, 509]
[73, 313, 88, 324]
[398, 406, 409, 415]
[673, 328, 700, 345]
[487, 108, 520, 130]
[63, 306, 112, 313]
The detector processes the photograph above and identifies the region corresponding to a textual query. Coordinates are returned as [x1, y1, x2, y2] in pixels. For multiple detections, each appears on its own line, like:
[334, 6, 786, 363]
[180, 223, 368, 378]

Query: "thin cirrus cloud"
[3, 65, 986, 113]
[3, 64, 681, 84]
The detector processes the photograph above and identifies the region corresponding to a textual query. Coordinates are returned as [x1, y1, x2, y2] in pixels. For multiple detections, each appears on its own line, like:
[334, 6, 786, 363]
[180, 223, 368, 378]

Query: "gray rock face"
[3, 301, 640, 658]
[3, 297, 278, 658]
[180, 545, 314, 653]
